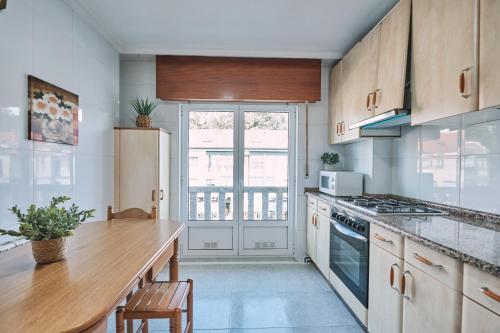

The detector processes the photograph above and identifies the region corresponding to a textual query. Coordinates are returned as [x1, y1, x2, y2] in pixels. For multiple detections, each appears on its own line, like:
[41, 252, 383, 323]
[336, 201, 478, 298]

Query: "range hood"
[348, 109, 410, 130]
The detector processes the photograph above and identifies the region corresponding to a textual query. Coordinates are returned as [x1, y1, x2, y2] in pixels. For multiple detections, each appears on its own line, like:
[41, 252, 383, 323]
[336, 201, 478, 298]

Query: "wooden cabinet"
[411, 0, 479, 125]
[328, 0, 410, 143]
[306, 202, 317, 262]
[462, 263, 500, 333]
[368, 243, 403, 333]
[375, 0, 411, 115]
[357, 26, 380, 117]
[401, 239, 463, 333]
[402, 261, 463, 333]
[462, 296, 500, 333]
[479, 0, 500, 109]
[328, 62, 343, 144]
[306, 197, 330, 278]
[315, 204, 330, 277]
[114, 128, 170, 219]
[341, 43, 362, 142]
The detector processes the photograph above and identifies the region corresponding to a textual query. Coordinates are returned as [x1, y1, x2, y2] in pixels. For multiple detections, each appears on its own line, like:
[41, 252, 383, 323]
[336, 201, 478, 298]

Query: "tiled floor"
[107, 262, 364, 333]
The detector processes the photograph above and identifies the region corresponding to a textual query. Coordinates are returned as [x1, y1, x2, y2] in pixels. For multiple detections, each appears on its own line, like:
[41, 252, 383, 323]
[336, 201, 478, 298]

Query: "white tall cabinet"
[114, 128, 170, 219]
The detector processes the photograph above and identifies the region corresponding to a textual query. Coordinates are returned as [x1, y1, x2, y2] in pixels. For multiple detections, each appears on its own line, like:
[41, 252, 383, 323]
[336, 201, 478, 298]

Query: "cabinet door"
[357, 25, 380, 116]
[412, 0, 479, 125]
[462, 296, 500, 333]
[402, 262, 462, 333]
[375, 0, 411, 115]
[328, 62, 343, 144]
[315, 213, 330, 277]
[479, 0, 500, 109]
[341, 43, 362, 142]
[158, 131, 170, 219]
[306, 206, 317, 262]
[368, 243, 403, 333]
[117, 130, 158, 212]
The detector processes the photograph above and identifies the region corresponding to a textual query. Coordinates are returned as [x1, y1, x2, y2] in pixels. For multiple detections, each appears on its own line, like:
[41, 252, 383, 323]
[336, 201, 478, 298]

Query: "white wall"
[392, 108, 500, 214]
[119, 57, 342, 259]
[0, 0, 120, 248]
[343, 138, 393, 194]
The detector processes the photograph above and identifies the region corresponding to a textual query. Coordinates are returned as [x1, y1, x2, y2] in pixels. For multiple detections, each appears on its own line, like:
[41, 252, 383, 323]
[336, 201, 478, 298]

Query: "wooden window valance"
[156, 56, 321, 102]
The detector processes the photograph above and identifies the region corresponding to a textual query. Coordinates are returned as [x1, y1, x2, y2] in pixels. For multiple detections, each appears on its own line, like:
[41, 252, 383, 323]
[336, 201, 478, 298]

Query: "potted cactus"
[0, 196, 95, 264]
[130, 97, 159, 128]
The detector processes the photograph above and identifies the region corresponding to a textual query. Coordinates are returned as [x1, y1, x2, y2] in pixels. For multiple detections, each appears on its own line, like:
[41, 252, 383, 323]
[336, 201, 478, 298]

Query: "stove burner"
[337, 196, 448, 216]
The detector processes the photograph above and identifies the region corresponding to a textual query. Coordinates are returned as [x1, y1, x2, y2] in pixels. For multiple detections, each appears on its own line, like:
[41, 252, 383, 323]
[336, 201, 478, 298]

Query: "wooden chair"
[116, 279, 193, 333]
[107, 205, 157, 333]
[107, 206, 157, 221]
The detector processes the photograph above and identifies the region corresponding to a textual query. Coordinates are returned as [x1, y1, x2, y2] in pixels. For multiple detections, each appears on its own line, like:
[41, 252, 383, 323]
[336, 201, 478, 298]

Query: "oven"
[329, 207, 369, 307]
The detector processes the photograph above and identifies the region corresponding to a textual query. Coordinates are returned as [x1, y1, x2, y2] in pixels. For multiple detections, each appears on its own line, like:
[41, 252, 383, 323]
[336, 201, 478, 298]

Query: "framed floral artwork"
[28, 76, 79, 145]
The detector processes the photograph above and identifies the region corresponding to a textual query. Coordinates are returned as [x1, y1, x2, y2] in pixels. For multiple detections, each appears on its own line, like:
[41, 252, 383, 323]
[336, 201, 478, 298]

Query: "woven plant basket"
[136, 115, 152, 128]
[31, 237, 67, 264]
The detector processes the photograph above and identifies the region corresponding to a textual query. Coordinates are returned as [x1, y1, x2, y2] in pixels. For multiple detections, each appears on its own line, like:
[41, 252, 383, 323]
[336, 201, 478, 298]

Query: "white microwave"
[319, 171, 363, 196]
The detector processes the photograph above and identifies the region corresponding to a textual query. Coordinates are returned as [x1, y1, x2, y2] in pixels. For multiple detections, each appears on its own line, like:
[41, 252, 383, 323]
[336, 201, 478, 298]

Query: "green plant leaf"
[130, 97, 159, 116]
[2, 196, 95, 241]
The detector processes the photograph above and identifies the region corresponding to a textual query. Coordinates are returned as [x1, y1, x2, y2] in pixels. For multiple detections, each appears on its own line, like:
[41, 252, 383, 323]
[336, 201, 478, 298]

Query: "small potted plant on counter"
[321, 152, 340, 171]
[130, 97, 159, 128]
[0, 196, 95, 264]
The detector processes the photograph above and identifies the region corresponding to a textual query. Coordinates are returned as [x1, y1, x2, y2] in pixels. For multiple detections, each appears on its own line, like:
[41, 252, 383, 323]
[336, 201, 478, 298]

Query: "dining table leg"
[169, 238, 179, 281]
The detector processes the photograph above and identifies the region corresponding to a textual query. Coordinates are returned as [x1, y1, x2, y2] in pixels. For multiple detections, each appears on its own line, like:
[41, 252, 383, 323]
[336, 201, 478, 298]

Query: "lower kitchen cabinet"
[461, 263, 500, 333]
[462, 296, 500, 333]
[401, 261, 462, 333]
[368, 243, 403, 333]
[315, 212, 330, 277]
[306, 203, 317, 262]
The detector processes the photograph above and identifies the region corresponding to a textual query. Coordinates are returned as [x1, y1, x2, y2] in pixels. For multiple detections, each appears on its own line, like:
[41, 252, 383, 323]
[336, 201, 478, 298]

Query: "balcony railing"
[188, 186, 288, 221]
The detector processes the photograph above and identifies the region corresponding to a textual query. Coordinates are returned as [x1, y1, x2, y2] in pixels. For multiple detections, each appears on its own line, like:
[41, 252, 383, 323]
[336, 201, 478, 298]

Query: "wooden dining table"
[0, 218, 185, 333]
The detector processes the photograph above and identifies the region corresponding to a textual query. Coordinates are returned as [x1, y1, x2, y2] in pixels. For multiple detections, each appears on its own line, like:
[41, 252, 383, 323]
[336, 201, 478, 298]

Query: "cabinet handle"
[479, 287, 500, 303]
[374, 233, 393, 243]
[366, 93, 373, 111]
[160, 189, 164, 201]
[389, 263, 400, 291]
[152, 189, 156, 202]
[412, 252, 444, 270]
[459, 67, 472, 98]
[319, 206, 327, 212]
[400, 270, 412, 301]
[373, 89, 380, 108]
[341, 122, 345, 134]
[336, 123, 340, 135]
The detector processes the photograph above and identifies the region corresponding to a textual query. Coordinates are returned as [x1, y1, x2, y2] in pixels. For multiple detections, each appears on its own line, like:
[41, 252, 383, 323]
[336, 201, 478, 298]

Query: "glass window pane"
[243, 112, 289, 221]
[188, 111, 234, 221]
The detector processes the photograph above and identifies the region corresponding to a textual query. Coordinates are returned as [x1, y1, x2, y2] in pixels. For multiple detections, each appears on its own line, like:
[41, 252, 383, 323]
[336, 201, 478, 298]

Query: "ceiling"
[66, 0, 398, 59]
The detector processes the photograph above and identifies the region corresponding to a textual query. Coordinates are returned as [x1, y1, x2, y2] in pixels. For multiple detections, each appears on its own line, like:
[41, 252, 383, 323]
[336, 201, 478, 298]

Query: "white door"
[181, 104, 296, 256]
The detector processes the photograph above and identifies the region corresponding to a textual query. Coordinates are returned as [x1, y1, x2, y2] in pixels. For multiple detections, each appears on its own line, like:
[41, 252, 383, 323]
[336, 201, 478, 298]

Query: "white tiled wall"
[119, 58, 342, 259]
[343, 138, 393, 194]
[392, 108, 500, 214]
[0, 0, 119, 247]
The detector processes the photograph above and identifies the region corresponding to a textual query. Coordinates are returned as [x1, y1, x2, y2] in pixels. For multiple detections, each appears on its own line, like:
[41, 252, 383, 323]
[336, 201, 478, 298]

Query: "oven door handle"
[331, 220, 367, 242]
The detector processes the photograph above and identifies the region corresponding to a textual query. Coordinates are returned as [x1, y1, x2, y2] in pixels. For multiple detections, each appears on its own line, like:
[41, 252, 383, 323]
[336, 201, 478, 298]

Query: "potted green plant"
[321, 152, 340, 171]
[0, 196, 95, 264]
[130, 97, 159, 128]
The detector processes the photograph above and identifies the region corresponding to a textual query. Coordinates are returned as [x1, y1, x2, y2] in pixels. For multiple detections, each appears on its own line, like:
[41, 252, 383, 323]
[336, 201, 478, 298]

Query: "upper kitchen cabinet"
[479, 0, 500, 109]
[341, 42, 363, 142]
[329, 61, 343, 144]
[357, 26, 380, 116]
[411, 0, 479, 125]
[374, 0, 411, 115]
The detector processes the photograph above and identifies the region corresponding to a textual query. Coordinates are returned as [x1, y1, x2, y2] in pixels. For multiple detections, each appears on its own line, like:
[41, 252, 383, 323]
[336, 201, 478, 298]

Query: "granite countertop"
[306, 192, 500, 277]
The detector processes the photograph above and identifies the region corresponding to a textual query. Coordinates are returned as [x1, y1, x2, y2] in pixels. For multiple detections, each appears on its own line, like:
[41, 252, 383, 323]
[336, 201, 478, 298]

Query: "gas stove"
[336, 196, 448, 216]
